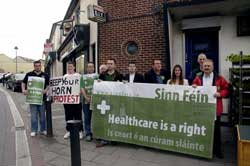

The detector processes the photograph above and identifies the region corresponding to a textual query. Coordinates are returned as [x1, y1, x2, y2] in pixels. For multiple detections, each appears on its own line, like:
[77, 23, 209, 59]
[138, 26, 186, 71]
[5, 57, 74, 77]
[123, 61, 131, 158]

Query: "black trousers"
[213, 116, 222, 154]
[63, 103, 83, 131]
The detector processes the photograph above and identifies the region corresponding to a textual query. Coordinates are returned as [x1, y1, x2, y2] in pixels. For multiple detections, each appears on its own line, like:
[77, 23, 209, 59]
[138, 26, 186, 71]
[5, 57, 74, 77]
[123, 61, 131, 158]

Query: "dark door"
[185, 28, 219, 79]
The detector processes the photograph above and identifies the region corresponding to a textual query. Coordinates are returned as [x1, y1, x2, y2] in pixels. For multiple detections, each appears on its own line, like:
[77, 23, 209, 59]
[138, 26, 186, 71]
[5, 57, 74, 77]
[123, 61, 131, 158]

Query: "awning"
[167, 0, 250, 21]
[57, 24, 90, 61]
[60, 44, 84, 62]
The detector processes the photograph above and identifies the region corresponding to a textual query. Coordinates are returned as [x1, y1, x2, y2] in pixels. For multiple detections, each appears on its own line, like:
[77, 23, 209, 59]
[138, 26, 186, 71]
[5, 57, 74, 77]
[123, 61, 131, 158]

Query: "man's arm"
[43, 74, 50, 94]
[21, 82, 27, 95]
[215, 76, 229, 98]
[22, 73, 28, 95]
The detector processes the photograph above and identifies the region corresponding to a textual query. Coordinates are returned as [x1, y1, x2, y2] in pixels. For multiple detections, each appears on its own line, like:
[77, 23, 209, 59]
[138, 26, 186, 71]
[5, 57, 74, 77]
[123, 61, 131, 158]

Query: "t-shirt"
[22, 70, 50, 101]
[167, 79, 189, 85]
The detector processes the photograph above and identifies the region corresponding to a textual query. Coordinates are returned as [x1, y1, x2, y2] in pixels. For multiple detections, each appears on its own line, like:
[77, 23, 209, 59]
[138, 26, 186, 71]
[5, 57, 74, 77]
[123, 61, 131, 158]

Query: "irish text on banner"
[26, 76, 45, 105]
[49, 75, 81, 104]
[92, 82, 216, 158]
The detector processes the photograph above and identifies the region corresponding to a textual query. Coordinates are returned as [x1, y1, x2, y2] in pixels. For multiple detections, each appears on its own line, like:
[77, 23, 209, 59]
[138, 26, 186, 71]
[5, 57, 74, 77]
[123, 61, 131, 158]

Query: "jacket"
[144, 69, 170, 84]
[124, 73, 144, 83]
[192, 72, 229, 116]
[99, 70, 123, 81]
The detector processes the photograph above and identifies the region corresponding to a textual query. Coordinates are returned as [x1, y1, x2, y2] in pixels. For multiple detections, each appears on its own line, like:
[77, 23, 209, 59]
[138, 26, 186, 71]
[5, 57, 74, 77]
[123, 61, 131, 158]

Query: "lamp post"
[14, 46, 18, 73]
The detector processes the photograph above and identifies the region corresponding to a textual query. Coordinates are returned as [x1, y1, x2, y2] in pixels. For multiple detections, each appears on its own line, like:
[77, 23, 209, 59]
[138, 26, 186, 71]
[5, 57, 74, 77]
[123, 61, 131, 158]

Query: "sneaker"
[86, 135, 92, 142]
[79, 131, 84, 139]
[63, 132, 70, 139]
[30, 132, 36, 137]
[40, 131, 47, 135]
[96, 140, 109, 148]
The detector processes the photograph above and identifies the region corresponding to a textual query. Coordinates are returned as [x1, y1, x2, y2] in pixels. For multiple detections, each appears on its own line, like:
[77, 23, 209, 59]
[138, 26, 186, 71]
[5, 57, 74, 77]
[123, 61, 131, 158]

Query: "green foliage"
[226, 53, 250, 63]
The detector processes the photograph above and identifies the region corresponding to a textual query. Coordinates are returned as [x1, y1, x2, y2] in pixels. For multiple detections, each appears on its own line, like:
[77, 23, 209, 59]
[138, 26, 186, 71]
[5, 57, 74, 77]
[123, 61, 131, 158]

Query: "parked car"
[0, 73, 4, 83]
[1, 72, 12, 84]
[6, 73, 26, 92]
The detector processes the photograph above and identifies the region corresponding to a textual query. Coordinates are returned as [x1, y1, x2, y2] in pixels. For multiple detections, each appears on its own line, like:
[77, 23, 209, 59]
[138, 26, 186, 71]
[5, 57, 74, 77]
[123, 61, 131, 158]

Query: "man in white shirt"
[124, 62, 144, 83]
[192, 59, 229, 159]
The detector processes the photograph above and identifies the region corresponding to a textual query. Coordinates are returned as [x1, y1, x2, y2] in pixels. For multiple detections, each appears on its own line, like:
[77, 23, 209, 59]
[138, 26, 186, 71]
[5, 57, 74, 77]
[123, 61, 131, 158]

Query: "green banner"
[82, 73, 99, 96]
[92, 82, 216, 158]
[26, 76, 45, 105]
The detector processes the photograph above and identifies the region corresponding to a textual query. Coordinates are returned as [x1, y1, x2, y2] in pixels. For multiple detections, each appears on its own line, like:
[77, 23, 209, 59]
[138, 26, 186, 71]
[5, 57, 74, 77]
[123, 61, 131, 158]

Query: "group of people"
[21, 52, 228, 159]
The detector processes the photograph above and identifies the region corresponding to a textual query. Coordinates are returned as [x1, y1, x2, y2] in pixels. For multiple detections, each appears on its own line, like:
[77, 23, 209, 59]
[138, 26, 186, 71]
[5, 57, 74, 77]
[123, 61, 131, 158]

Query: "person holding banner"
[167, 64, 188, 85]
[192, 59, 229, 159]
[99, 58, 123, 81]
[144, 59, 170, 84]
[22, 60, 49, 137]
[97, 58, 123, 147]
[63, 62, 84, 139]
[124, 62, 144, 83]
[82, 62, 99, 141]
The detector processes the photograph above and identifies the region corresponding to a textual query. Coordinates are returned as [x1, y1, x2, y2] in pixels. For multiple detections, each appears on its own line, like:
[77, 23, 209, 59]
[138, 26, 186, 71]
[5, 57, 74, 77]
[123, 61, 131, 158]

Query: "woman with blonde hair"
[167, 64, 188, 85]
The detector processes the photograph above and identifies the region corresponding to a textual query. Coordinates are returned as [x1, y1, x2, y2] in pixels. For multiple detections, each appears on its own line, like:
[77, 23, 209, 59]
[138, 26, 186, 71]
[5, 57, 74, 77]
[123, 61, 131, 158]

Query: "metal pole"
[45, 99, 53, 137]
[67, 120, 81, 166]
[14, 46, 18, 73]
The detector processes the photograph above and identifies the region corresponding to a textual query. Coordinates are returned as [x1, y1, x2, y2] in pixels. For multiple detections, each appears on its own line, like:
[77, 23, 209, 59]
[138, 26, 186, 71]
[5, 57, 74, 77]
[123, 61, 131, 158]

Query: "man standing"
[189, 53, 207, 84]
[63, 62, 84, 139]
[99, 58, 123, 81]
[144, 59, 169, 84]
[82, 62, 99, 141]
[192, 59, 229, 159]
[124, 62, 144, 83]
[22, 60, 49, 137]
[97, 58, 123, 147]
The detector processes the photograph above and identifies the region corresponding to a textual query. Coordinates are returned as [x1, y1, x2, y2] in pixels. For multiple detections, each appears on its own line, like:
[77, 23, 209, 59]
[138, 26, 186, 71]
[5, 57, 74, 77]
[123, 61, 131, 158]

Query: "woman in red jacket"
[192, 59, 229, 159]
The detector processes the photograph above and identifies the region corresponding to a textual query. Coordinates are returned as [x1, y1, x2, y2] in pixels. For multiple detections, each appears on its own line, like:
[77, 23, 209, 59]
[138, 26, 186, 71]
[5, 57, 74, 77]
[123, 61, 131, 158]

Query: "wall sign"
[87, 5, 106, 23]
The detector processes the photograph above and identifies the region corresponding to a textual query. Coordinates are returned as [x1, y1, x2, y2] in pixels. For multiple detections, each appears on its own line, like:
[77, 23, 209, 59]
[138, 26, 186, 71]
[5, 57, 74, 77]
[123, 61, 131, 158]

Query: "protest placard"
[26, 76, 45, 105]
[49, 75, 81, 104]
[92, 82, 216, 158]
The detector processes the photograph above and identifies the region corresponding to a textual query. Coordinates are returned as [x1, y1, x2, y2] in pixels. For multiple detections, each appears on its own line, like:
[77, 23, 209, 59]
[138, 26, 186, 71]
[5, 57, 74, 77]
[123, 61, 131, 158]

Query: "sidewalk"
[8, 89, 236, 166]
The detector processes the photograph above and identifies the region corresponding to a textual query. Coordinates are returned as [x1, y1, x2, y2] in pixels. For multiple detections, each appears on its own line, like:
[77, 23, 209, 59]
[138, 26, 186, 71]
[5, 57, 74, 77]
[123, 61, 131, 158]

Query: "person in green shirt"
[82, 62, 99, 141]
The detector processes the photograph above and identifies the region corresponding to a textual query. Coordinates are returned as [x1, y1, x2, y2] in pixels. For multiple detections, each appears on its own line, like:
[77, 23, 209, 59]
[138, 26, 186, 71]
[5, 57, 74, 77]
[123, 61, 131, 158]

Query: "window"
[237, 16, 250, 36]
[126, 41, 139, 56]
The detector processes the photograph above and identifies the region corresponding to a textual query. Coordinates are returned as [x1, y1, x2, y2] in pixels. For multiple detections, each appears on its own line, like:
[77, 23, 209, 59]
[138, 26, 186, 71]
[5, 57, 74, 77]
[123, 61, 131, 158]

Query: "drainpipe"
[163, 3, 171, 76]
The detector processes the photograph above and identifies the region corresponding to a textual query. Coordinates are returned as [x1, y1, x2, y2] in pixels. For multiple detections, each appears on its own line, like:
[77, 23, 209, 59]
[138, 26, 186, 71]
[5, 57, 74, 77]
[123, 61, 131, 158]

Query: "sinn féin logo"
[97, 100, 110, 115]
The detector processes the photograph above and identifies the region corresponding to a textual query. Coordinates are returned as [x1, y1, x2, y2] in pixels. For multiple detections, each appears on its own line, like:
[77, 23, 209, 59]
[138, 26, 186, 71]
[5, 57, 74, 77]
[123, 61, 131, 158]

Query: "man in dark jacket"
[144, 59, 170, 84]
[124, 62, 144, 83]
[99, 58, 123, 81]
[97, 58, 123, 147]
[189, 53, 207, 84]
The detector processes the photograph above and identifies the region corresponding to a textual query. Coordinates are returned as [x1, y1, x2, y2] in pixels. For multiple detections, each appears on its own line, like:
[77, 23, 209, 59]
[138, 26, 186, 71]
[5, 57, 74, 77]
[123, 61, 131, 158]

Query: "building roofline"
[63, 0, 79, 20]
[165, 0, 225, 8]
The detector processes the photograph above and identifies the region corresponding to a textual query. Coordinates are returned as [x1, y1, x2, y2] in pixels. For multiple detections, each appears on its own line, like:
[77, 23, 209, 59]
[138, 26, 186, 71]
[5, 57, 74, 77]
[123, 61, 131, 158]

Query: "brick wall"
[98, 0, 167, 75]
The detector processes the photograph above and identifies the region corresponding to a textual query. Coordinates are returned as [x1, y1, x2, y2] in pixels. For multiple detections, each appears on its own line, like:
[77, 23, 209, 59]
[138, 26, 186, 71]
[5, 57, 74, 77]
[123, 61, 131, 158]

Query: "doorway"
[185, 28, 219, 79]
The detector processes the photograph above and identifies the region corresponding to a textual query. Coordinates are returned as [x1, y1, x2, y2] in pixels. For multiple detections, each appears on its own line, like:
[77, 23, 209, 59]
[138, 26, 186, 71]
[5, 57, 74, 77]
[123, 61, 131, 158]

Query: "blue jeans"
[83, 104, 92, 136]
[30, 104, 46, 132]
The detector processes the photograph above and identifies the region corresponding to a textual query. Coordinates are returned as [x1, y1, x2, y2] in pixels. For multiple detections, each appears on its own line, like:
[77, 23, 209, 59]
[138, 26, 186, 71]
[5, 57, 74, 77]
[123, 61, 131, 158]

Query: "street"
[0, 91, 15, 166]
[0, 86, 237, 166]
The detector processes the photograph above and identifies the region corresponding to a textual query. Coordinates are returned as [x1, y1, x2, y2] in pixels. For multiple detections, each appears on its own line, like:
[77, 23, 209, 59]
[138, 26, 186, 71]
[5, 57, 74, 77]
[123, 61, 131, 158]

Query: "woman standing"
[167, 64, 189, 85]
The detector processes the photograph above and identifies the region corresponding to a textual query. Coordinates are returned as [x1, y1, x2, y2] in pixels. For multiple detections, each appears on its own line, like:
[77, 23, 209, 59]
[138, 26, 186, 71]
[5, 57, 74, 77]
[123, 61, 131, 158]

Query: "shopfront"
[57, 24, 90, 74]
